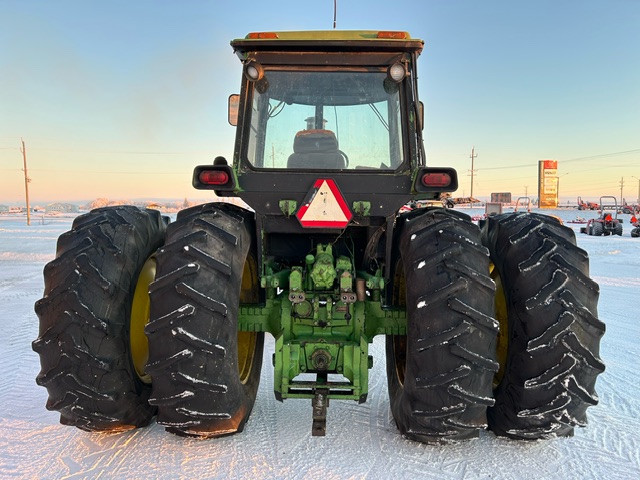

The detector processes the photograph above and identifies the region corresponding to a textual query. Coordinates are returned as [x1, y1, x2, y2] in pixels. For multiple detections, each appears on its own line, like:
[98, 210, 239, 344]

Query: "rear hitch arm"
[312, 387, 329, 436]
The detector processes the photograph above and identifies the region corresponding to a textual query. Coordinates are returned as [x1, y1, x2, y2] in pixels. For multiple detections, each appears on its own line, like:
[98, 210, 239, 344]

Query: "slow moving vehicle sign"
[296, 178, 352, 228]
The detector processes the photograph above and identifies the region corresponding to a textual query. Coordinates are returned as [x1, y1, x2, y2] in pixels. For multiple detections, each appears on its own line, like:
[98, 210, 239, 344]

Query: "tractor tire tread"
[387, 208, 498, 443]
[33, 206, 166, 431]
[481, 212, 605, 440]
[146, 202, 263, 438]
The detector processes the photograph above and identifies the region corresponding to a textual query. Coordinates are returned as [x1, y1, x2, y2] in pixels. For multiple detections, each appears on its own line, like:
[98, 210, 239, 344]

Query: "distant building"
[46, 203, 79, 214]
[490, 192, 512, 204]
[0, 205, 9, 213]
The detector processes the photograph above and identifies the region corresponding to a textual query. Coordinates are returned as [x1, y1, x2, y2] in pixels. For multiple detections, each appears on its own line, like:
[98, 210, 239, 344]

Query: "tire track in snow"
[592, 276, 640, 288]
[0, 266, 44, 425]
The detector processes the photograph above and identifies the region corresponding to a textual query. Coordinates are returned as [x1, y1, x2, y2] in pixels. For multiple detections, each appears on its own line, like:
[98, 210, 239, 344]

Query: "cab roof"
[231, 30, 424, 56]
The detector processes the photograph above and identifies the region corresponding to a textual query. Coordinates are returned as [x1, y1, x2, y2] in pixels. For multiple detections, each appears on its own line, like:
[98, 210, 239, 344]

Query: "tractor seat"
[287, 129, 345, 169]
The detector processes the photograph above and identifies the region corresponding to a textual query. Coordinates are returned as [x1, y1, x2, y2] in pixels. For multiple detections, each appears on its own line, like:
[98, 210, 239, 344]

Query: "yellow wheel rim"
[238, 255, 259, 384]
[490, 262, 509, 387]
[130, 257, 156, 384]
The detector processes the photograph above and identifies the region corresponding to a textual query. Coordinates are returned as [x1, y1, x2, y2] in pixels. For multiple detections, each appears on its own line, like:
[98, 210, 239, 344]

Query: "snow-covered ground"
[1, 208, 638, 480]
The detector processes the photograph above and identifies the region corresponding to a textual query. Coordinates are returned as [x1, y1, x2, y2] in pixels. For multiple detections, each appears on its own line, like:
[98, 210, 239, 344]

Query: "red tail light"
[199, 170, 230, 186]
[193, 165, 235, 191]
[421, 172, 452, 188]
[413, 167, 458, 193]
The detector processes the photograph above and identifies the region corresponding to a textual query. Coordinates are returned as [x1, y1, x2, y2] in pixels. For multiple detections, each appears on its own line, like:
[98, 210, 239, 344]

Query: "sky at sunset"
[1, 0, 639, 205]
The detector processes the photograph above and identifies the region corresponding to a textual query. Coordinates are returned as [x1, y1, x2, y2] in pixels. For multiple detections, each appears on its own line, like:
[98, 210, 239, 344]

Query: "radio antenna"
[333, 0, 337, 29]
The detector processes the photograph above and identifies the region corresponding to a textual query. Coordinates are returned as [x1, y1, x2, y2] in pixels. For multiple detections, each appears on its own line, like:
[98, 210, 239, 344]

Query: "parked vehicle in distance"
[580, 196, 623, 236]
[577, 196, 599, 210]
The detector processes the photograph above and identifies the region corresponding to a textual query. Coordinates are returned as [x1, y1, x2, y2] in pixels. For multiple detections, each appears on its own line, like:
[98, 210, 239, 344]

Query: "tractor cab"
[193, 30, 457, 222]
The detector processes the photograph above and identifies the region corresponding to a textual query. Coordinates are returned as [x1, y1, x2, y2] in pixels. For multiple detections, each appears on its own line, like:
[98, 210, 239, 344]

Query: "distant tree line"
[85, 198, 196, 212]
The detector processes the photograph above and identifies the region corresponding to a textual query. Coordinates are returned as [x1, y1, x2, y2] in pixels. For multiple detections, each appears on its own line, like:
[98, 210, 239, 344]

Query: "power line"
[29, 169, 187, 174]
[477, 148, 640, 172]
[563, 149, 640, 163]
[25, 148, 206, 155]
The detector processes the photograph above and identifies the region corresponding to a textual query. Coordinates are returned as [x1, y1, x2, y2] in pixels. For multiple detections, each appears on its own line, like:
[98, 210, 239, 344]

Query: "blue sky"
[1, 0, 638, 204]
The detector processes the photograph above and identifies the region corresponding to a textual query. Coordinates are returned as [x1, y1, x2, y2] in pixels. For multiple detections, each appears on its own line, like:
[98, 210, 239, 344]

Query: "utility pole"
[469, 146, 477, 207]
[632, 176, 640, 205]
[21, 139, 31, 226]
[620, 177, 624, 206]
[557, 173, 569, 206]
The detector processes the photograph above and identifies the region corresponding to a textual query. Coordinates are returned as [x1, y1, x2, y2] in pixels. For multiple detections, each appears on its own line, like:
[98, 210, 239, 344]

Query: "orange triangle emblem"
[296, 179, 352, 228]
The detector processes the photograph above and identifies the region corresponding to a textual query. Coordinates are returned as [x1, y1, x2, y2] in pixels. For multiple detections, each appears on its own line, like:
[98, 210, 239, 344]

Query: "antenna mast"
[333, 0, 337, 29]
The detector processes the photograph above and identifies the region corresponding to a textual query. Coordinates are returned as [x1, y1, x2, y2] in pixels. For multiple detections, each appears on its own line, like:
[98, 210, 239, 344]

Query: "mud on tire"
[33, 206, 167, 431]
[145, 203, 264, 437]
[481, 213, 605, 439]
[386, 208, 498, 443]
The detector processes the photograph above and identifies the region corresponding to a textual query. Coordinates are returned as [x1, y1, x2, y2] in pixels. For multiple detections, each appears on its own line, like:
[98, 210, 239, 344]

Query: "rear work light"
[387, 62, 406, 83]
[244, 61, 265, 81]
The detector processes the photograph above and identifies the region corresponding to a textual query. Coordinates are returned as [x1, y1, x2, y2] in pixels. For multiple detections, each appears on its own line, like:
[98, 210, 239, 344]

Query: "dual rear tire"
[386, 209, 498, 442]
[33, 206, 166, 431]
[34, 205, 605, 443]
[387, 209, 605, 442]
[33, 204, 263, 436]
[145, 203, 263, 437]
[480, 213, 605, 438]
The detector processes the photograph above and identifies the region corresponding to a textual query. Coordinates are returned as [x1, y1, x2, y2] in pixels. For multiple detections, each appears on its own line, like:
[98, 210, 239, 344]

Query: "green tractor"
[33, 30, 605, 443]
